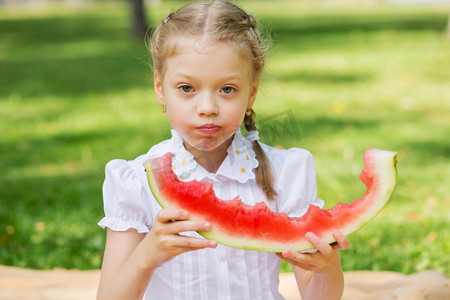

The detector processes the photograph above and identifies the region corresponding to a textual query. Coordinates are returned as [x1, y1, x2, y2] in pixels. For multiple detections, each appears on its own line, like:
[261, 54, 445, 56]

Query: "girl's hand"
[276, 231, 349, 273]
[143, 208, 218, 267]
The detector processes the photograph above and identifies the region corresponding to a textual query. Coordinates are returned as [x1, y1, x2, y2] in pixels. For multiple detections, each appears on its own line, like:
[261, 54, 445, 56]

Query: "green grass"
[1, 1, 449, 275]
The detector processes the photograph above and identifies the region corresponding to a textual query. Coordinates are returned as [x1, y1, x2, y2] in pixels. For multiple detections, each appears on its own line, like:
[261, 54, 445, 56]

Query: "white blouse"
[99, 129, 324, 300]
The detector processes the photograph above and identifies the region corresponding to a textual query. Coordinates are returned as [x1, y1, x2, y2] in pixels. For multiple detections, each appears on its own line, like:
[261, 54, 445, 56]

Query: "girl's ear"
[248, 79, 260, 108]
[154, 72, 165, 106]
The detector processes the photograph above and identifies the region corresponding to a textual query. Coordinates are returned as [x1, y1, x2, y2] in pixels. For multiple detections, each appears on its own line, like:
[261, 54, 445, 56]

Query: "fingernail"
[209, 241, 217, 247]
[204, 222, 211, 229]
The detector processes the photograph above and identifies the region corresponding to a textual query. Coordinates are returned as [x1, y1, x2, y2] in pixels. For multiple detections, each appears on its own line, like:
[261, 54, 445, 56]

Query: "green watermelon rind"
[144, 147, 397, 252]
[202, 148, 397, 252]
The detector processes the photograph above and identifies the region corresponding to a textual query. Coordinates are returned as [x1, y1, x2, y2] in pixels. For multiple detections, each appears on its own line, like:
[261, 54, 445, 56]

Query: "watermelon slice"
[144, 147, 397, 252]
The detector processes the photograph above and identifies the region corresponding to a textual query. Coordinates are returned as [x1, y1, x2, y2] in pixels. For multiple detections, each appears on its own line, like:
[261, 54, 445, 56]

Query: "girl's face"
[154, 38, 259, 156]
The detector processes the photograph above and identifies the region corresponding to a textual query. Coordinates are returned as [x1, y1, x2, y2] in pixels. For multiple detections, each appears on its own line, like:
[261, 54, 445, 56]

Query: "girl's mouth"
[196, 124, 221, 135]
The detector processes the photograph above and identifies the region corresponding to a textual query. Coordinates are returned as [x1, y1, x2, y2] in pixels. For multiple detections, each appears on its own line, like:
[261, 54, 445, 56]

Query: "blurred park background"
[0, 0, 449, 276]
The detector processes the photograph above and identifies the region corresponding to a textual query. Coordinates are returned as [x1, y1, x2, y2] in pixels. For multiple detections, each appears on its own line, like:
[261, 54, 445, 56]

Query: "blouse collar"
[168, 129, 259, 183]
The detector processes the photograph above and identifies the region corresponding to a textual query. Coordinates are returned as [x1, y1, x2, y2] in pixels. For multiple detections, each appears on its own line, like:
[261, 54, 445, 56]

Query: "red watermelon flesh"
[144, 148, 397, 252]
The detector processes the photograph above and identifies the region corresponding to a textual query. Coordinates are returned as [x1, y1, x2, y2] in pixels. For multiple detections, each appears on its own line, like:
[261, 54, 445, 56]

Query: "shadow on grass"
[263, 11, 448, 37]
[0, 130, 109, 166]
[399, 139, 450, 162]
[0, 15, 152, 98]
[0, 55, 152, 98]
[0, 123, 168, 173]
[258, 115, 381, 146]
[277, 70, 373, 84]
[0, 15, 128, 45]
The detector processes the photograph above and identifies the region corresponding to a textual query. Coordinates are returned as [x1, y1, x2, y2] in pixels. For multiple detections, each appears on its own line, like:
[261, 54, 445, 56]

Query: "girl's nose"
[196, 92, 219, 116]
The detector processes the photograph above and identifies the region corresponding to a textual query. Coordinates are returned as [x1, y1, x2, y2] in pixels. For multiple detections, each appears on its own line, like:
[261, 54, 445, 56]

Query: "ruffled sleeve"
[98, 159, 152, 233]
[274, 148, 324, 217]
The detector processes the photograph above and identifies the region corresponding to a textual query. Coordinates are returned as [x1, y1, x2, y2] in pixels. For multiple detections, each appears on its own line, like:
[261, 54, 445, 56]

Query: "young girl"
[97, 1, 349, 299]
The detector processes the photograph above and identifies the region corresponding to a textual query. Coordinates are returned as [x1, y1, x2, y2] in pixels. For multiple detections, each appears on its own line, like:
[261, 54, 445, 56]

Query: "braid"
[243, 108, 256, 131]
[244, 109, 278, 201]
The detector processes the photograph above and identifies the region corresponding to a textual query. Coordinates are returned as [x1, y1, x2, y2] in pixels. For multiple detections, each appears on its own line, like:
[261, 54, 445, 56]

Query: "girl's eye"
[179, 85, 194, 93]
[221, 86, 236, 94]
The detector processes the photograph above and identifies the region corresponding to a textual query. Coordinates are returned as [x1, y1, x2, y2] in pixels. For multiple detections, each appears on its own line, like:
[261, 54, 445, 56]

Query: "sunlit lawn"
[1, 1, 449, 275]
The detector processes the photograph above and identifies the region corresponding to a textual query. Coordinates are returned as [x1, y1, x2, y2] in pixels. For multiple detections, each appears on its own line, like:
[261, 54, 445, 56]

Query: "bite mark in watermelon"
[144, 147, 397, 252]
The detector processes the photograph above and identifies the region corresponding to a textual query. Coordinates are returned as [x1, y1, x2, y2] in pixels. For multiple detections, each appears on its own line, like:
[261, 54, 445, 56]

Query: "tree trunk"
[131, 0, 148, 39]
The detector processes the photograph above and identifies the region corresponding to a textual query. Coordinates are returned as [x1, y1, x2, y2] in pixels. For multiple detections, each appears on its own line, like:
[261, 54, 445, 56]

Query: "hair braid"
[244, 109, 278, 201]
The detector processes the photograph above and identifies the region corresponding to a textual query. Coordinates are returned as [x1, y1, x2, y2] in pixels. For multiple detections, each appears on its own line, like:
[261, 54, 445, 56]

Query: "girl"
[97, 1, 349, 299]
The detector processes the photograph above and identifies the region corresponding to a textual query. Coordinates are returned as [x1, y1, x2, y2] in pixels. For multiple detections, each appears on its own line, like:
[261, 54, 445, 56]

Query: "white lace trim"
[169, 130, 197, 181]
[170, 129, 259, 183]
[246, 130, 259, 143]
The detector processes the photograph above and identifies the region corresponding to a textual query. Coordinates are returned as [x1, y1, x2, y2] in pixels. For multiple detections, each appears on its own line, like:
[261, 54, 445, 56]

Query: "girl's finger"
[305, 232, 333, 257]
[178, 237, 218, 249]
[168, 220, 212, 234]
[158, 236, 217, 260]
[156, 208, 188, 223]
[280, 250, 314, 265]
[276, 252, 316, 271]
[332, 231, 350, 250]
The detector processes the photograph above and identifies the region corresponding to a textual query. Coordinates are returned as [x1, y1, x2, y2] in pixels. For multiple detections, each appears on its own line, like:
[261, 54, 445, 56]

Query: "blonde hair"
[150, 0, 277, 200]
